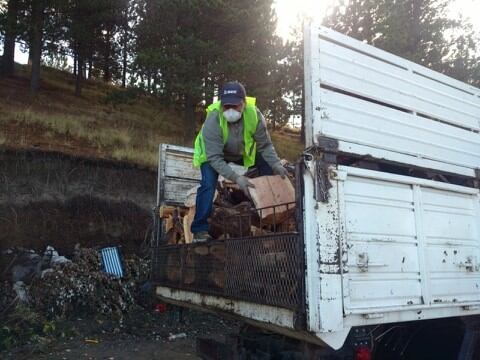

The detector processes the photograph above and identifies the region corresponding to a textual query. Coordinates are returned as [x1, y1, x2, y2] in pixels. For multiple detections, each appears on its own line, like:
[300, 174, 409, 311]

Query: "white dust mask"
[223, 109, 242, 123]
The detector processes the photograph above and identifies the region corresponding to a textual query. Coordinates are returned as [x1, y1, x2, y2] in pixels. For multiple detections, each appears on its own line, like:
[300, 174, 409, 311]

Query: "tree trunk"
[147, 72, 152, 93]
[28, 42, 33, 66]
[88, 58, 92, 79]
[1, 0, 19, 77]
[121, 30, 128, 88]
[103, 28, 112, 82]
[75, 50, 84, 96]
[184, 94, 196, 145]
[410, 0, 422, 62]
[300, 72, 305, 143]
[204, 76, 215, 105]
[73, 53, 77, 76]
[30, 0, 44, 93]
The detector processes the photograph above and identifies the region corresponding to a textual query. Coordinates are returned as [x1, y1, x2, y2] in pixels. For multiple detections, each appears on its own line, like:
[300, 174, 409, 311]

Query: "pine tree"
[323, 0, 479, 85]
[0, 0, 20, 77]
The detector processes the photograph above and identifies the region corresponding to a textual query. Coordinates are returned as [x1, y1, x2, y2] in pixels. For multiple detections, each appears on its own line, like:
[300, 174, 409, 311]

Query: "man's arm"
[203, 111, 240, 182]
[254, 109, 282, 168]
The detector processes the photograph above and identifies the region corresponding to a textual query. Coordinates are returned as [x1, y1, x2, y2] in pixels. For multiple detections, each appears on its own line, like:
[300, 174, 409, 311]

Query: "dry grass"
[0, 64, 303, 167]
[0, 65, 183, 167]
[271, 132, 304, 162]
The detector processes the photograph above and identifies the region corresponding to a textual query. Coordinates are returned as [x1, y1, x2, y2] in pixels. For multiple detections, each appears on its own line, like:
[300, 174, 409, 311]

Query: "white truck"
[152, 24, 480, 359]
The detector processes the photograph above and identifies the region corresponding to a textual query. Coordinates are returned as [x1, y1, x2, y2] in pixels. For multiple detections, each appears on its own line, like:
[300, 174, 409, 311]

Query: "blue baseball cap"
[220, 82, 246, 105]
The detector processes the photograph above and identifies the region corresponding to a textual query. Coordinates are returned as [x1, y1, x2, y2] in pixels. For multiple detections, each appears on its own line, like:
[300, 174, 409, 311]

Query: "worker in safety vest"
[191, 81, 287, 242]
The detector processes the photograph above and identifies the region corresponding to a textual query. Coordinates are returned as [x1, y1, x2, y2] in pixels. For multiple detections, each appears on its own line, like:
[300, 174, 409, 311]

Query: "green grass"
[0, 64, 303, 167]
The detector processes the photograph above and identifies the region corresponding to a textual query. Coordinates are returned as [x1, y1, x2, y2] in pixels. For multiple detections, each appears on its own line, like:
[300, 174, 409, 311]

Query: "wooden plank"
[249, 176, 296, 225]
[183, 206, 195, 244]
[165, 215, 174, 233]
[164, 179, 200, 205]
[159, 205, 176, 218]
[159, 205, 188, 219]
[165, 152, 201, 180]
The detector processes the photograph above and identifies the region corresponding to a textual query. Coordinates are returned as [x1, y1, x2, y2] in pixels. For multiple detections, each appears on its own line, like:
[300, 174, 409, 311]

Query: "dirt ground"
[1, 307, 238, 360]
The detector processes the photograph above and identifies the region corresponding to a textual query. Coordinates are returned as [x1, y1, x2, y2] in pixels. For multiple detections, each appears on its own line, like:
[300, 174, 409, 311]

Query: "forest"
[1, 0, 479, 142]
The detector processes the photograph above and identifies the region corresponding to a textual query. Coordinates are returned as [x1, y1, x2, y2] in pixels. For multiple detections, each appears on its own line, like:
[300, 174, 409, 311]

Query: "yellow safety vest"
[193, 97, 259, 168]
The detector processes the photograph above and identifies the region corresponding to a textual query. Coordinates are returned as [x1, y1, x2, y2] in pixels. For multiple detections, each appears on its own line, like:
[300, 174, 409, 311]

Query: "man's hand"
[236, 175, 255, 197]
[272, 164, 288, 179]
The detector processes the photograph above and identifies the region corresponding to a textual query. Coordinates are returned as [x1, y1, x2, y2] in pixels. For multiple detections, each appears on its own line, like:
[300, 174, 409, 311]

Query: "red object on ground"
[355, 346, 372, 360]
[154, 303, 167, 313]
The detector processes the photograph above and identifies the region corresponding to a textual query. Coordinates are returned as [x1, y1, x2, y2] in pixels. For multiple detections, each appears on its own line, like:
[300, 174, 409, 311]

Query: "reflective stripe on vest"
[193, 97, 258, 168]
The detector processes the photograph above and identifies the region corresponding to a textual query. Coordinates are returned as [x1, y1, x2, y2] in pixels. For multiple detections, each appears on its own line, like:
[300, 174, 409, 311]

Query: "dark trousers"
[190, 153, 273, 233]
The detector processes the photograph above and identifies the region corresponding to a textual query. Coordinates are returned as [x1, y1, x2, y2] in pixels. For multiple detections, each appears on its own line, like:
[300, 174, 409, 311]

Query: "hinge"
[330, 169, 347, 181]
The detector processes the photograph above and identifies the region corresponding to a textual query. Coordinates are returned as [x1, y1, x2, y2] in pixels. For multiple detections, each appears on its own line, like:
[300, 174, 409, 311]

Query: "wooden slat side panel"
[159, 144, 200, 205]
[164, 152, 201, 180]
[163, 179, 199, 205]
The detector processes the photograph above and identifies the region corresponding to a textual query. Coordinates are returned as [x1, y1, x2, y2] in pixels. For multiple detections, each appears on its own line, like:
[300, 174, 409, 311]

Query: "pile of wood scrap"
[159, 163, 296, 245]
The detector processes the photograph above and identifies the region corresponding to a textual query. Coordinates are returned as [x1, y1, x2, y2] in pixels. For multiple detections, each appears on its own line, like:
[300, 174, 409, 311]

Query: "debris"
[153, 303, 167, 313]
[27, 247, 150, 319]
[43, 246, 71, 266]
[85, 339, 100, 344]
[0, 281, 17, 314]
[10, 250, 41, 283]
[168, 332, 187, 341]
[13, 281, 28, 303]
[41, 268, 54, 279]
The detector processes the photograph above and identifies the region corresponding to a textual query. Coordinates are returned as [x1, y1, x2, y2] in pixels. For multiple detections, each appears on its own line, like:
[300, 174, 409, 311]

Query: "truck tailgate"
[303, 162, 480, 345]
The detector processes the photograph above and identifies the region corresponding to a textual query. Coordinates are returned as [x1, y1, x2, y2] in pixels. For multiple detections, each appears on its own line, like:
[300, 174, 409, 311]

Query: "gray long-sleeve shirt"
[202, 108, 281, 181]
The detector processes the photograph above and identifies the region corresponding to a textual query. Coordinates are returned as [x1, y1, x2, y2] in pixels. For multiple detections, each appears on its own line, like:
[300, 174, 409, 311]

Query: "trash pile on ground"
[2, 246, 150, 318]
[160, 161, 297, 245]
[0, 245, 151, 351]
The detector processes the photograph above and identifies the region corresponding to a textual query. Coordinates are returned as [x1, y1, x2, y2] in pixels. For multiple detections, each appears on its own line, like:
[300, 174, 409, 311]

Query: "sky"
[274, 0, 480, 40]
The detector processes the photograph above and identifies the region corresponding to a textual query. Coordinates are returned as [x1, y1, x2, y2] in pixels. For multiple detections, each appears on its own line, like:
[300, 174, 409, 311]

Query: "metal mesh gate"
[152, 233, 303, 310]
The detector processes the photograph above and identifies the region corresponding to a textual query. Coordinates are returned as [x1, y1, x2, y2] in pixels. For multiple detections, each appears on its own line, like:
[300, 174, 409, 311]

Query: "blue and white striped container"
[100, 247, 124, 278]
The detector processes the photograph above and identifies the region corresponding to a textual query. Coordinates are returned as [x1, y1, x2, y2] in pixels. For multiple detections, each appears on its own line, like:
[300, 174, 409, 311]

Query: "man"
[191, 81, 288, 242]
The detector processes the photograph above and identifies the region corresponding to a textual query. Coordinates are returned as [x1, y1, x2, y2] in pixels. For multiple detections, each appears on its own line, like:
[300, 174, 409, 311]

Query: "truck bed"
[153, 24, 480, 351]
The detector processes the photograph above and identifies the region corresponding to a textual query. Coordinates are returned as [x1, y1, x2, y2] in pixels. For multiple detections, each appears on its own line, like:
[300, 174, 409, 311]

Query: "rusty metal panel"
[152, 234, 303, 310]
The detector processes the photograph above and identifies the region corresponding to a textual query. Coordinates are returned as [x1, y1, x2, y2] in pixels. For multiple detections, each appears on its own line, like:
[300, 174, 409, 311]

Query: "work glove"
[235, 175, 255, 197]
[272, 163, 289, 179]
